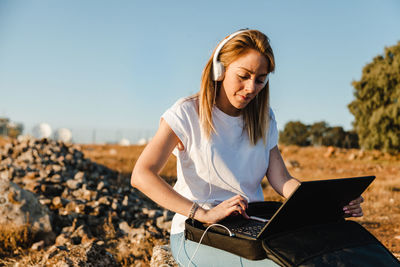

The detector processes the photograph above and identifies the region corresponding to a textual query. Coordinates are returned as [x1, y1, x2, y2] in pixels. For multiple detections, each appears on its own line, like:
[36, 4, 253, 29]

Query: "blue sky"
[0, 1, 399, 143]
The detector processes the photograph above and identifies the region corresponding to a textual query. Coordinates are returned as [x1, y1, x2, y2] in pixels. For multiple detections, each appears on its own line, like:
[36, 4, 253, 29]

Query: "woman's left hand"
[343, 196, 364, 217]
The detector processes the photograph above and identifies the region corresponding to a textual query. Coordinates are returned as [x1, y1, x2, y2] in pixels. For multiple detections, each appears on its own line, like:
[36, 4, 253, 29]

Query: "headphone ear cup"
[212, 62, 225, 81]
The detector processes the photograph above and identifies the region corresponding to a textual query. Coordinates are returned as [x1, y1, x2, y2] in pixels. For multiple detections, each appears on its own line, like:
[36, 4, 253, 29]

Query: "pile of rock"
[0, 138, 175, 266]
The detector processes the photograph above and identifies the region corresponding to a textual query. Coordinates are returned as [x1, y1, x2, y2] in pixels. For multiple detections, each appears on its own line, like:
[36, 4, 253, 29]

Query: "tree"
[279, 120, 359, 148]
[343, 131, 359, 149]
[322, 126, 346, 147]
[309, 121, 329, 146]
[348, 41, 400, 153]
[279, 121, 310, 146]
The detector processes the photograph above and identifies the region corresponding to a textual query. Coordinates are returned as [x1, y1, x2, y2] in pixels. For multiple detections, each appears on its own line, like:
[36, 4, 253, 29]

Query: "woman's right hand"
[195, 195, 250, 224]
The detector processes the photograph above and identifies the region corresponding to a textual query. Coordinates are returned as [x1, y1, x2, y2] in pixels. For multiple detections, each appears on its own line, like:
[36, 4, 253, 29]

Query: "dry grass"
[0, 224, 33, 258]
[81, 143, 400, 256]
[81, 144, 177, 184]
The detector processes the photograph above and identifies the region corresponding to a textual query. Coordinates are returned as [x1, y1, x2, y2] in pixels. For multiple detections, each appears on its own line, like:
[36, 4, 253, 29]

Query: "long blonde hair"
[198, 29, 275, 145]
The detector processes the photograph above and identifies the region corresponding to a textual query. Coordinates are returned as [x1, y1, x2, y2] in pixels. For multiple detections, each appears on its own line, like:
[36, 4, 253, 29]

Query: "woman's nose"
[244, 80, 257, 93]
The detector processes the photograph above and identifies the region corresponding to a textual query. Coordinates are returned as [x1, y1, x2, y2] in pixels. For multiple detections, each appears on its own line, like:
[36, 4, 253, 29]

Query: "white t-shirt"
[161, 96, 279, 234]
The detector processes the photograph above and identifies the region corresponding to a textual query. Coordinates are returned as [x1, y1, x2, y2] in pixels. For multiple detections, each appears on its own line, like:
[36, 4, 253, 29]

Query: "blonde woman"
[131, 29, 363, 266]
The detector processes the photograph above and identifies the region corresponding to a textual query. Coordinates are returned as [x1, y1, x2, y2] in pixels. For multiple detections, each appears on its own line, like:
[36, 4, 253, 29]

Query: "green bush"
[348, 41, 400, 153]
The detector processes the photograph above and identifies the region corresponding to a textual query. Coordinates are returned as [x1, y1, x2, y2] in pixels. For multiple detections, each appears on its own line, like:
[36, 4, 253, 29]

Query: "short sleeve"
[160, 98, 192, 155]
[267, 108, 279, 151]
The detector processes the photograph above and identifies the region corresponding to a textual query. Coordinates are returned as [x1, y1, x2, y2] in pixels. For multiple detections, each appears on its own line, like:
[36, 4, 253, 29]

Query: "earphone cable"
[176, 137, 213, 266]
[186, 224, 234, 267]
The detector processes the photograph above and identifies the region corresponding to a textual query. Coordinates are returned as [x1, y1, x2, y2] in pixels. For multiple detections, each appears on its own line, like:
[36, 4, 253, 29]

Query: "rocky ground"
[0, 138, 174, 266]
[0, 137, 399, 266]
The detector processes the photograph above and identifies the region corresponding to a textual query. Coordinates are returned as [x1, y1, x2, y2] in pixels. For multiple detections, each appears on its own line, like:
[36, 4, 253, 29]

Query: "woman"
[131, 29, 364, 266]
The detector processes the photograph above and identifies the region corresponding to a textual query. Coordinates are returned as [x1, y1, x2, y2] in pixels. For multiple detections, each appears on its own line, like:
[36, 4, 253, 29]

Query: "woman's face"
[216, 49, 269, 116]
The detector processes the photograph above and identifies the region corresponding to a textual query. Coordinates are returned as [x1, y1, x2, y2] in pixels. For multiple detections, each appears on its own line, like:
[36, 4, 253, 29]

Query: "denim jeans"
[170, 232, 279, 267]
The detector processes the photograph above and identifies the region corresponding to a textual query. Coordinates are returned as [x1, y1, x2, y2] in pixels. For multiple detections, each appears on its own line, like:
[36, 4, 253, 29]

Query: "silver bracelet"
[188, 202, 200, 219]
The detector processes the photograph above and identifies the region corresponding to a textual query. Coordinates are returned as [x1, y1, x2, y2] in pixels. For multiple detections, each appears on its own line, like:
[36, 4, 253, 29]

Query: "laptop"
[210, 175, 375, 240]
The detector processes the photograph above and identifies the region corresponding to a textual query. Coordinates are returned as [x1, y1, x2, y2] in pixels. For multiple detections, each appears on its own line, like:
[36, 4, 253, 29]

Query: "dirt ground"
[1, 135, 398, 262]
[81, 143, 400, 259]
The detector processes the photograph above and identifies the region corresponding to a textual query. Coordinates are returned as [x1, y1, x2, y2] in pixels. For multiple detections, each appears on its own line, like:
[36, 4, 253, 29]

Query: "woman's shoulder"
[169, 94, 199, 113]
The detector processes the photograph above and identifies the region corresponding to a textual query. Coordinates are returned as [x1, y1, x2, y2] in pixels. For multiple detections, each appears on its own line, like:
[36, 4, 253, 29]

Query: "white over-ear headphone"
[212, 29, 269, 87]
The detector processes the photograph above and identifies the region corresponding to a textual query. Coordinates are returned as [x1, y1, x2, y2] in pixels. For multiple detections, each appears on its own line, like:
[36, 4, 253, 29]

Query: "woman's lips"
[238, 95, 250, 101]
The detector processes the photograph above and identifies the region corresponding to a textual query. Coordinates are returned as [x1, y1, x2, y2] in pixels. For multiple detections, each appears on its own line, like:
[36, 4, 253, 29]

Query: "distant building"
[0, 117, 24, 138]
[0, 118, 10, 136]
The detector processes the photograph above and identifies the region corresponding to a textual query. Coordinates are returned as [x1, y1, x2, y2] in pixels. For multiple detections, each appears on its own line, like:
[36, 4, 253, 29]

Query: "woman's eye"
[256, 79, 265, 84]
[238, 74, 249, 80]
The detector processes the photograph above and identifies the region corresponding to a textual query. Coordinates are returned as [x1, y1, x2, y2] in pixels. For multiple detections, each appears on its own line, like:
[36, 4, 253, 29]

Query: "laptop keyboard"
[208, 216, 269, 239]
[230, 221, 265, 238]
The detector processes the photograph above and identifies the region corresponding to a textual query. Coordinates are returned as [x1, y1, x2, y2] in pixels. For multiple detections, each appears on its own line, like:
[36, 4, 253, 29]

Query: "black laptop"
[211, 175, 375, 240]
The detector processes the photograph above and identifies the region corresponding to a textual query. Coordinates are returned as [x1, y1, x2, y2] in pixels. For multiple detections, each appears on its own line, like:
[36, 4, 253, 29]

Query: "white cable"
[179, 80, 243, 266]
[210, 81, 247, 197]
[176, 138, 213, 266]
[187, 223, 234, 267]
[175, 233, 185, 267]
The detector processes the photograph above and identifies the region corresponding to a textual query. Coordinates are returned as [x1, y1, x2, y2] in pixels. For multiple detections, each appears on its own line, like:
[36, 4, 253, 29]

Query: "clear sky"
[1, 0, 399, 143]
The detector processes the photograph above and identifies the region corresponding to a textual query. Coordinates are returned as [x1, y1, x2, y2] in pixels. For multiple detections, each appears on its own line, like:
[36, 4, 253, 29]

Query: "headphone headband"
[212, 30, 249, 81]
[212, 29, 270, 88]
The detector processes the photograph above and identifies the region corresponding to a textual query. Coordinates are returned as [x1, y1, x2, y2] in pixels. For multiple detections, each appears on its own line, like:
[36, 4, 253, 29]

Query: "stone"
[82, 188, 94, 201]
[31, 240, 45, 251]
[66, 179, 80, 190]
[142, 207, 149, 214]
[52, 165, 62, 172]
[324, 146, 335, 158]
[25, 171, 37, 179]
[65, 154, 73, 161]
[163, 210, 175, 221]
[51, 174, 62, 183]
[150, 245, 178, 267]
[97, 181, 105, 191]
[0, 171, 8, 180]
[70, 224, 93, 246]
[122, 195, 129, 206]
[55, 233, 71, 247]
[98, 196, 110, 205]
[65, 201, 78, 213]
[52, 196, 63, 209]
[74, 171, 84, 181]
[119, 221, 145, 237]
[39, 198, 52, 206]
[348, 153, 357, 160]
[148, 209, 163, 218]
[156, 216, 172, 231]
[71, 188, 83, 198]
[0, 176, 53, 235]
[285, 159, 300, 168]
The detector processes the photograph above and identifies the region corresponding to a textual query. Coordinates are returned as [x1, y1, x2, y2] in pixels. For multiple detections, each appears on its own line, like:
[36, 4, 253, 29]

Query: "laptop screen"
[259, 176, 375, 238]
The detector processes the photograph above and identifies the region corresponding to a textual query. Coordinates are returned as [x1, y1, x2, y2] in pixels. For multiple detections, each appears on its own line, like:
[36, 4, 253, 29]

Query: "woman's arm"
[266, 145, 364, 217]
[266, 146, 300, 198]
[131, 118, 248, 223]
[131, 118, 194, 218]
